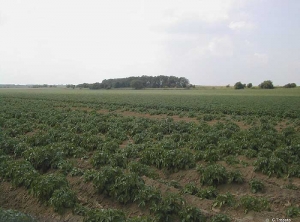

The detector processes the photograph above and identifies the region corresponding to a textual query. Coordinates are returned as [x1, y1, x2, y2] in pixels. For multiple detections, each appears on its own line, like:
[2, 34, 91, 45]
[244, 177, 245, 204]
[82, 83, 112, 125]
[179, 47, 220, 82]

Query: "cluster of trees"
[234, 82, 253, 89]
[234, 80, 297, 90]
[66, 84, 76, 89]
[76, 75, 191, 90]
[233, 80, 274, 89]
[258, 80, 274, 89]
[283, 83, 297, 88]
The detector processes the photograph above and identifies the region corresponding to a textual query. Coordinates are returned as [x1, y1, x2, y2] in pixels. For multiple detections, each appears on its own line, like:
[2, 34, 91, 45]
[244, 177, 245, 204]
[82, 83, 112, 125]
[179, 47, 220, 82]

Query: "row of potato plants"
[1, 97, 300, 179]
[1, 94, 300, 221]
[2, 90, 300, 119]
[1, 98, 300, 179]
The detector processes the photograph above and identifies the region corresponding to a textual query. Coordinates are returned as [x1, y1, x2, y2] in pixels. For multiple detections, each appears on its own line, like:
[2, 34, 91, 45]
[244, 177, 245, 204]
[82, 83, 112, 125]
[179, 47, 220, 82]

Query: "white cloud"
[254, 53, 269, 64]
[228, 21, 255, 30]
[146, 0, 237, 29]
[208, 36, 233, 56]
[1, 0, 299, 86]
[171, 0, 234, 22]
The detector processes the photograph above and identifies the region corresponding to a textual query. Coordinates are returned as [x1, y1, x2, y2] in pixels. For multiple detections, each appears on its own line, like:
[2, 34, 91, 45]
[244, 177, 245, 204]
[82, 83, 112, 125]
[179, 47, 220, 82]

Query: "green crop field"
[1, 88, 300, 221]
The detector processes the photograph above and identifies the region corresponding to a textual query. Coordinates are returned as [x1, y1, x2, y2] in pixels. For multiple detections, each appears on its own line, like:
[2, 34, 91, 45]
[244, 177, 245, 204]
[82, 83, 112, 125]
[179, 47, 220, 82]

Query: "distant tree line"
[233, 80, 297, 90]
[234, 80, 274, 89]
[76, 75, 191, 90]
[66, 84, 75, 89]
[31, 84, 57, 88]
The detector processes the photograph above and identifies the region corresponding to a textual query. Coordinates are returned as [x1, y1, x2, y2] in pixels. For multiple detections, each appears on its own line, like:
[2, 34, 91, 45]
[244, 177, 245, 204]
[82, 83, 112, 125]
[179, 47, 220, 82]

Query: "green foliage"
[0, 136, 23, 155]
[91, 151, 111, 168]
[30, 173, 69, 202]
[249, 179, 265, 193]
[213, 192, 236, 208]
[197, 164, 244, 186]
[150, 193, 185, 222]
[244, 149, 257, 158]
[211, 214, 231, 222]
[284, 183, 299, 190]
[2, 160, 39, 188]
[239, 196, 270, 213]
[288, 164, 300, 177]
[202, 149, 222, 163]
[110, 173, 145, 204]
[127, 216, 156, 222]
[49, 188, 77, 213]
[224, 155, 240, 165]
[182, 182, 199, 195]
[197, 187, 218, 199]
[57, 160, 74, 175]
[70, 167, 84, 177]
[158, 179, 182, 189]
[83, 208, 126, 222]
[141, 148, 195, 172]
[247, 83, 253, 88]
[283, 83, 297, 88]
[259, 80, 274, 89]
[134, 185, 162, 208]
[254, 156, 288, 177]
[128, 161, 158, 179]
[92, 166, 123, 195]
[197, 164, 227, 186]
[202, 114, 214, 121]
[73, 204, 89, 216]
[83, 169, 98, 182]
[286, 206, 300, 218]
[227, 170, 244, 184]
[1, 87, 300, 221]
[109, 152, 128, 168]
[178, 206, 206, 222]
[23, 145, 64, 172]
[85, 75, 190, 89]
[0, 208, 36, 222]
[234, 82, 245, 90]
[131, 80, 144, 89]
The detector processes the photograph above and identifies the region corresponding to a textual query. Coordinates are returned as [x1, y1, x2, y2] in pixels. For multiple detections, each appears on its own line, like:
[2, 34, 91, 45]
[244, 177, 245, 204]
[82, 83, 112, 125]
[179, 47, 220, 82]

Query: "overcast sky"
[0, 0, 299, 85]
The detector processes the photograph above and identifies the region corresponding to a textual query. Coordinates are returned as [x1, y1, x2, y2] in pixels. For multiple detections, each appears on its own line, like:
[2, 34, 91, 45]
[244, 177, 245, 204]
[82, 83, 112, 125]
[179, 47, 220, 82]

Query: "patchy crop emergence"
[0, 88, 300, 221]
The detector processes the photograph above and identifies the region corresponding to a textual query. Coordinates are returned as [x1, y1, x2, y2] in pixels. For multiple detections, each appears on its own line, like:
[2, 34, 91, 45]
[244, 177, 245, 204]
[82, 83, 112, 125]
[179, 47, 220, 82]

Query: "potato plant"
[4, 160, 39, 188]
[110, 172, 145, 204]
[213, 192, 236, 208]
[141, 148, 195, 172]
[134, 185, 162, 208]
[249, 179, 265, 193]
[150, 193, 185, 222]
[49, 188, 77, 213]
[83, 208, 126, 222]
[197, 164, 244, 186]
[239, 196, 270, 213]
[30, 173, 69, 202]
[0, 208, 36, 222]
[211, 214, 231, 222]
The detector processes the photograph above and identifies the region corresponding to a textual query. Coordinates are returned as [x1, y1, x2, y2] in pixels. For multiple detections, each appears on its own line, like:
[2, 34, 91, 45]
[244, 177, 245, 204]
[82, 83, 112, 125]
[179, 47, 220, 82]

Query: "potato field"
[0, 88, 300, 222]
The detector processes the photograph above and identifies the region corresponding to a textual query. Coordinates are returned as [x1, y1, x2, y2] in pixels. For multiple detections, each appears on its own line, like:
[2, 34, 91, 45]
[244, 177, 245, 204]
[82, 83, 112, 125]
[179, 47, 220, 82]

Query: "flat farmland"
[1, 88, 300, 221]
